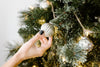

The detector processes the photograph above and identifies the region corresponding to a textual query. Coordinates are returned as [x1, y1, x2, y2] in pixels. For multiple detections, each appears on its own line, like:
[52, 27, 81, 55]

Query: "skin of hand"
[18, 33, 53, 60]
[2, 32, 52, 67]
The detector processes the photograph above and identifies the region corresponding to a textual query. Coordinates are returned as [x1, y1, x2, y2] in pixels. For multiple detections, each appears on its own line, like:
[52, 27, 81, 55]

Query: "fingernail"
[46, 37, 49, 40]
[39, 30, 44, 35]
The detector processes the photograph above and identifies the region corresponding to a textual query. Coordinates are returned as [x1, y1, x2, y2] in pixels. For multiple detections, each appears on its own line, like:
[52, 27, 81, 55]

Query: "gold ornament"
[41, 23, 54, 37]
[54, 26, 58, 34]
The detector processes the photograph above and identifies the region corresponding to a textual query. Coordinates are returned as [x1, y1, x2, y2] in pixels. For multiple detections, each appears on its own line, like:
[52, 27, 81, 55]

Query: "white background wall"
[0, 0, 39, 66]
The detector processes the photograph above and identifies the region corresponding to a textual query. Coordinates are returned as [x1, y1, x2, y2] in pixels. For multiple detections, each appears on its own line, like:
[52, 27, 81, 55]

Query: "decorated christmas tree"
[7, 0, 100, 67]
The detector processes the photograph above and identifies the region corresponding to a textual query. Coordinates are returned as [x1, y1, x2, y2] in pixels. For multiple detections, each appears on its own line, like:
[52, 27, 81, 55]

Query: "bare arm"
[2, 33, 52, 67]
[2, 53, 22, 67]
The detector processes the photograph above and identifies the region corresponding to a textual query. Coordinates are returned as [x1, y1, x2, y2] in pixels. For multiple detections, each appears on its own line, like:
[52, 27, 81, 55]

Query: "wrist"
[14, 53, 23, 64]
[2, 52, 23, 67]
[15, 52, 24, 61]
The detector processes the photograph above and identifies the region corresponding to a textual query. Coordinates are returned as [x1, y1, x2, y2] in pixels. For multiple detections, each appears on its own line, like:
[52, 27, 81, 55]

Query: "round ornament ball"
[40, 23, 54, 37]
[78, 37, 94, 52]
[40, 1, 49, 9]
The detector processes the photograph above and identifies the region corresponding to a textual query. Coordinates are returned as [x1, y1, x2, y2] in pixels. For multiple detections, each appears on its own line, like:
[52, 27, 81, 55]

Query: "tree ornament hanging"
[77, 36, 94, 52]
[40, 23, 54, 37]
[58, 42, 88, 66]
[39, 1, 49, 9]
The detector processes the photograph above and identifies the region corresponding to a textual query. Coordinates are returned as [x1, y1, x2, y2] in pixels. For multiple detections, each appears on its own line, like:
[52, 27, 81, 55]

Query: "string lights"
[32, 65, 37, 67]
[29, 6, 34, 10]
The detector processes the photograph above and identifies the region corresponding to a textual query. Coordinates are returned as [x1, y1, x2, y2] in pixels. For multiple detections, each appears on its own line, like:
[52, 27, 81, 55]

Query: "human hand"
[17, 32, 52, 60]
[2, 32, 52, 67]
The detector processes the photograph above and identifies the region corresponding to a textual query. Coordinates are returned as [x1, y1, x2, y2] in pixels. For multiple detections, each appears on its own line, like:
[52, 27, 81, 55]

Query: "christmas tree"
[7, 0, 100, 67]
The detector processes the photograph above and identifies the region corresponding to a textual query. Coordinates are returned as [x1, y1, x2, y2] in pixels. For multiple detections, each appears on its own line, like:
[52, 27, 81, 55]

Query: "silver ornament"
[39, 1, 49, 9]
[41, 23, 54, 37]
[78, 37, 94, 52]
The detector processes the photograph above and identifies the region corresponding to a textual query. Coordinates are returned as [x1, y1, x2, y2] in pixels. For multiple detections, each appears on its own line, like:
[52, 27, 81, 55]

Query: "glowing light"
[39, 19, 45, 22]
[38, 19, 45, 25]
[78, 36, 83, 41]
[62, 56, 66, 62]
[78, 65, 82, 67]
[46, 0, 51, 5]
[42, 19, 45, 22]
[84, 29, 93, 36]
[54, 26, 58, 34]
[32, 65, 36, 67]
[29, 6, 34, 10]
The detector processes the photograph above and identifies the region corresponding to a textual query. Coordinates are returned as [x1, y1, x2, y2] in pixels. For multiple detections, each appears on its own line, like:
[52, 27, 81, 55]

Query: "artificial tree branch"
[73, 12, 100, 36]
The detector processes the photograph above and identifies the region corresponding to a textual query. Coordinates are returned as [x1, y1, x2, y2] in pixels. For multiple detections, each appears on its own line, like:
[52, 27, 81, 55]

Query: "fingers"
[40, 37, 48, 45]
[23, 32, 42, 51]
[43, 37, 48, 43]
[39, 33, 48, 44]
[28, 32, 44, 47]
[44, 36, 53, 49]
[37, 36, 52, 56]
[39, 30, 44, 35]
[35, 31, 44, 40]
[39, 38, 44, 44]
[35, 32, 41, 39]
[48, 36, 53, 46]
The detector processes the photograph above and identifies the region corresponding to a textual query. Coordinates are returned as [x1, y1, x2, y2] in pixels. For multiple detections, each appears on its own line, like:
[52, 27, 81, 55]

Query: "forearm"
[2, 33, 41, 67]
[2, 53, 23, 67]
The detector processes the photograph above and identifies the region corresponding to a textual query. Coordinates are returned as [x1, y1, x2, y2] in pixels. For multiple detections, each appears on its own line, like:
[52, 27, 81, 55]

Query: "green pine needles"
[6, 0, 100, 67]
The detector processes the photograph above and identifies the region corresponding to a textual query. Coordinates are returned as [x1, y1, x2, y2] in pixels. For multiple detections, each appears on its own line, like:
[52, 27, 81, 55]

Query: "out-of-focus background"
[0, 0, 39, 66]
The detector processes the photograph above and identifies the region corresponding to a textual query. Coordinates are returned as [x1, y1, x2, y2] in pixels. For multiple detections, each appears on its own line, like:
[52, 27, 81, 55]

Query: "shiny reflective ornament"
[40, 23, 54, 37]
[40, 1, 49, 9]
[78, 37, 94, 52]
